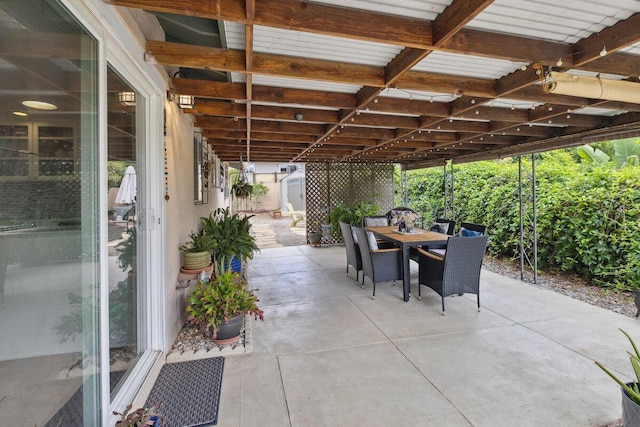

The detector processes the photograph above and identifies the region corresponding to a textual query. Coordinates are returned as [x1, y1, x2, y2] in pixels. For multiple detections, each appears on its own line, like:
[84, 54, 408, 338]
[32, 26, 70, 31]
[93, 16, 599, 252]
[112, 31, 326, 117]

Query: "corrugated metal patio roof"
[107, 0, 640, 169]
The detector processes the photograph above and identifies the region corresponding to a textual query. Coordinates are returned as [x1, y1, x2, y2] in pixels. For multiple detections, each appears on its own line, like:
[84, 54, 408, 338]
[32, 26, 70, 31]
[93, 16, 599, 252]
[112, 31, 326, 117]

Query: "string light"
[600, 46, 607, 56]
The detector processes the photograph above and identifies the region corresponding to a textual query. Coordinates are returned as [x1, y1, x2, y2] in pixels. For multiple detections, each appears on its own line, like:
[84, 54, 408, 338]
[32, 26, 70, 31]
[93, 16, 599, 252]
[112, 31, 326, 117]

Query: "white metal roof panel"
[308, 0, 451, 21]
[573, 106, 627, 116]
[380, 87, 459, 103]
[619, 42, 640, 56]
[468, 0, 640, 44]
[232, 73, 362, 94]
[490, 98, 543, 110]
[412, 51, 526, 79]
[223, 22, 401, 66]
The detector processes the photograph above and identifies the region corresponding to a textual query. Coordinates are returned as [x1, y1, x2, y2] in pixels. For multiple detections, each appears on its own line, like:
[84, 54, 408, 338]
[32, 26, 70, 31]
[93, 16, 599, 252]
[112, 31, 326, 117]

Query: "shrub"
[401, 147, 640, 290]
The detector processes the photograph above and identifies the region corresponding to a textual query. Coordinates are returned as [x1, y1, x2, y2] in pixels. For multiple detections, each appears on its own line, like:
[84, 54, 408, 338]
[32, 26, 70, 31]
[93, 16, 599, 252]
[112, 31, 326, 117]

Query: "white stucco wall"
[163, 102, 229, 351]
[114, 4, 231, 353]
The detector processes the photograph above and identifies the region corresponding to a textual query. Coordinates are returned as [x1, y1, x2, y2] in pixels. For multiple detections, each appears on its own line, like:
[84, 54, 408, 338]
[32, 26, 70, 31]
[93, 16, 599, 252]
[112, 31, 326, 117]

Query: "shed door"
[287, 177, 305, 211]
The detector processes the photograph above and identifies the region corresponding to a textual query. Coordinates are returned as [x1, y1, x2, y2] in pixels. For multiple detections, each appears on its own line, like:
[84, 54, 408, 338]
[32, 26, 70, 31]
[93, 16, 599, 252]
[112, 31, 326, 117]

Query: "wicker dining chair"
[363, 215, 396, 249]
[459, 222, 487, 236]
[416, 235, 488, 315]
[363, 215, 389, 226]
[434, 218, 456, 235]
[339, 221, 362, 286]
[354, 226, 402, 299]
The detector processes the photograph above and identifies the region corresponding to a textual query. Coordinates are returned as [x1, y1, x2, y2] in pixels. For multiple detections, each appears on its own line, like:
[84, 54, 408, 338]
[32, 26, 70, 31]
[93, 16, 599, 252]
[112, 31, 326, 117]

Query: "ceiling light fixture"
[117, 92, 136, 106]
[22, 100, 57, 110]
[12, 111, 28, 117]
[544, 71, 640, 104]
[600, 46, 608, 57]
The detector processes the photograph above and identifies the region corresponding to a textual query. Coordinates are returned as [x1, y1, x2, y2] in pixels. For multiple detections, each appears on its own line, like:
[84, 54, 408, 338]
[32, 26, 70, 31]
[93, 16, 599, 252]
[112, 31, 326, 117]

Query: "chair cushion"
[430, 222, 449, 234]
[460, 226, 483, 237]
[428, 248, 446, 257]
[365, 230, 379, 250]
[365, 217, 388, 226]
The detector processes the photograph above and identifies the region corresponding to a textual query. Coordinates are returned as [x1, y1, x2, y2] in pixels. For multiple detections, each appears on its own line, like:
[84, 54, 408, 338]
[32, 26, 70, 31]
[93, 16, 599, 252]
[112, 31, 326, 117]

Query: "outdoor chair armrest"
[372, 248, 401, 254]
[416, 247, 444, 261]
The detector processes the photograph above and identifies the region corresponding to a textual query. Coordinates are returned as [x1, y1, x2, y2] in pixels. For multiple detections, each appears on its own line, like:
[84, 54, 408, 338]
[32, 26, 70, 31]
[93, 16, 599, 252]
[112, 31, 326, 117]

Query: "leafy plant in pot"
[113, 403, 162, 427]
[595, 329, 640, 425]
[185, 270, 264, 344]
[326, 200, 382, 239]
[201, 208, 259, 275]
[179, 231, 214, 273]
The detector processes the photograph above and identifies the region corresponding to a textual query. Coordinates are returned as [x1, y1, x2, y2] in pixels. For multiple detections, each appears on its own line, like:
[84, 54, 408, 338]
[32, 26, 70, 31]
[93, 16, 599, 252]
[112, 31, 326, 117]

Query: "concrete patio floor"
[207, 243, 640, 427]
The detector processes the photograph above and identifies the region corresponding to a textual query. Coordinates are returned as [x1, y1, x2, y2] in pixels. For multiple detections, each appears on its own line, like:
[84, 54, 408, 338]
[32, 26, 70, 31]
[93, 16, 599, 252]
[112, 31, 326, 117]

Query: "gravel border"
[482, 256, 638, 319]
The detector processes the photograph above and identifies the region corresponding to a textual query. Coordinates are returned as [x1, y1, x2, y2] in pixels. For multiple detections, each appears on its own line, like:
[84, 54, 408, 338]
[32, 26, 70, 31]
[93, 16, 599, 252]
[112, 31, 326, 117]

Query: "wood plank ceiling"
[108, 0, 640, 170]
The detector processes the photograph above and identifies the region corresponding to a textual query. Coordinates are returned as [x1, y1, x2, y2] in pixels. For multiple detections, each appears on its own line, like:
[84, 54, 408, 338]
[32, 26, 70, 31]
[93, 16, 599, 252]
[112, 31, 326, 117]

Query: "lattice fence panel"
[305, 162, 394, 244]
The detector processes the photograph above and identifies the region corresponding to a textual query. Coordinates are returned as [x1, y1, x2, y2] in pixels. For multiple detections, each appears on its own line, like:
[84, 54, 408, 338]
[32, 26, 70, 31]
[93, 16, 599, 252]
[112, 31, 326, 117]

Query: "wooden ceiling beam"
[432, 0, 495, 45]
[254, 0, 432, 48]
[573, 13, 640, 67]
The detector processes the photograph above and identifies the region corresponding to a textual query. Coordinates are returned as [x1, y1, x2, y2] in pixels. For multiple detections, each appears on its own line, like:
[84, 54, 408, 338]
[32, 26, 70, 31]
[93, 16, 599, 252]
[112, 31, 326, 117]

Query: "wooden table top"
[365, 225, 450, 244]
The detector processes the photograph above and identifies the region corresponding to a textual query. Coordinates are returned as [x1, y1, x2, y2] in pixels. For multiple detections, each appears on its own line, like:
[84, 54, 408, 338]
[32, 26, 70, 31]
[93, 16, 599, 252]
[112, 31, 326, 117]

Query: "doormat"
[145, 357, 225, 427]
[45, 370, 126, 427]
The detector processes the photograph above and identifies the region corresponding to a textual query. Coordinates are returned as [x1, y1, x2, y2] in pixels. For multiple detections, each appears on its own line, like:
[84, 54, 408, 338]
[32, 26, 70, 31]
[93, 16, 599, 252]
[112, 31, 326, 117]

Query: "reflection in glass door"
[0, 0, 100, 425]
[107, 66, 147, 398]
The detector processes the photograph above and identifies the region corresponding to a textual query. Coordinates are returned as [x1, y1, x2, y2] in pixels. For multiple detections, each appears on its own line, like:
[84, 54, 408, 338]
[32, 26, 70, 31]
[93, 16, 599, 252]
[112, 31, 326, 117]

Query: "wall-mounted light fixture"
[176, 94, 194, 109]
[544, 72, 640, 104]
[118, 91, 136, 106]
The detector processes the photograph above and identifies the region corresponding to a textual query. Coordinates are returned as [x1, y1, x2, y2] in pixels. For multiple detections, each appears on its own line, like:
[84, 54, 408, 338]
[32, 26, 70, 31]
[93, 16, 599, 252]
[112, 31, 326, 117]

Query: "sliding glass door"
[0, 0, 101, 425]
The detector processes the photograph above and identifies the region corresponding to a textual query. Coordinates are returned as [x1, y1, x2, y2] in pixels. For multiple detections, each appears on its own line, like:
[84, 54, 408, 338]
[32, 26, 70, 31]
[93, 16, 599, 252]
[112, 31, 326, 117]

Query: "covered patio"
[151, 243, 637, 426]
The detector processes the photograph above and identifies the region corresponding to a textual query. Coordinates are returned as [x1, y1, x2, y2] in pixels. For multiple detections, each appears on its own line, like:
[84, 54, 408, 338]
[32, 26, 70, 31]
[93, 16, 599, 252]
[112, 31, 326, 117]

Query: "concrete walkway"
[214, 244, 640, 427]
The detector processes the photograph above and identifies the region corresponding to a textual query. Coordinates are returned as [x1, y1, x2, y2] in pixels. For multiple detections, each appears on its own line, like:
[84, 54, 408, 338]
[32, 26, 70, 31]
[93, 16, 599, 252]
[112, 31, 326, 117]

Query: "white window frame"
[60, 1, 167, 425]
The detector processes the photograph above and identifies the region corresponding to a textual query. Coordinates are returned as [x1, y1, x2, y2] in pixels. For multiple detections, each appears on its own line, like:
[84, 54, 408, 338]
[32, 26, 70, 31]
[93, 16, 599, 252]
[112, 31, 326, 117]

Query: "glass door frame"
[61, 1, 167, 424]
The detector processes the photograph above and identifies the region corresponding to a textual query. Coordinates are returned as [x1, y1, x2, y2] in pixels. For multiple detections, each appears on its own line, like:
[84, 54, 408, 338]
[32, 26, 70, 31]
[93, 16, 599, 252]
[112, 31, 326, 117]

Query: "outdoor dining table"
[365, 225, 450, 302]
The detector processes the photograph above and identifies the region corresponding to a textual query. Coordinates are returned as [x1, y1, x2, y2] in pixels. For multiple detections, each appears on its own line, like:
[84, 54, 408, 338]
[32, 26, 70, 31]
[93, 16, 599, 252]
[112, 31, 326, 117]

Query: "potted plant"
[595, 329, 640, 425]
[231, 174, 253, 199]
[308, 225, 323, 247]
[185, 270, 264, 344]
[201, 208, 259, 274]
[251, 181, 268, 211]
[113, 403, 162, 426]
[179, 231, 214, 273]
[326, 201, 382, 239]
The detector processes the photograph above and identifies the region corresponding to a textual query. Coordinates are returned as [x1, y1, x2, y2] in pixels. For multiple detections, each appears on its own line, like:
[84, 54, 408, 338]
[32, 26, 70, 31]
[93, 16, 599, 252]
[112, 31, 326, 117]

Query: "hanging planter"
[232, 181, 253, 198]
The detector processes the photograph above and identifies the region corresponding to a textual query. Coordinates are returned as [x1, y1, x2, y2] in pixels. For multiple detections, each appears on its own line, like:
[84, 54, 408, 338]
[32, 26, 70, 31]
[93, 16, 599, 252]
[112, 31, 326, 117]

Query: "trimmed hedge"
[402, 151, 640, 290]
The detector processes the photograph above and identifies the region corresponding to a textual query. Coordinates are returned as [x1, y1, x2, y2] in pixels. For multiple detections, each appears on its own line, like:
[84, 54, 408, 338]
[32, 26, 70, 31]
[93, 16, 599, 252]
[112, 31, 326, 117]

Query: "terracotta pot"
[180, 263, 213, 275]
